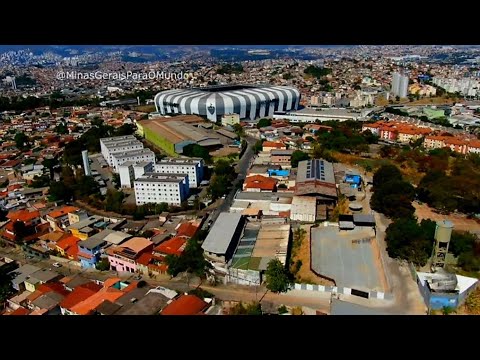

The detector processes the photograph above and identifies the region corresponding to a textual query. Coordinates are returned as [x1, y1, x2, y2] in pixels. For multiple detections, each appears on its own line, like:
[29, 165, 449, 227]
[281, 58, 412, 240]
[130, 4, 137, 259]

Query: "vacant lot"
[413, 202, 480, 234]
[311, 226, 388, 292]
[291, 225, 334, 286]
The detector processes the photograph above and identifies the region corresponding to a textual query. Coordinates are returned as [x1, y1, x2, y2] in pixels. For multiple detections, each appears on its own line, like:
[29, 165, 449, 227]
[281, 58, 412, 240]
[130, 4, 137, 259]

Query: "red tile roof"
[161, 294, 208, 315]
[244, 175, 277, 191]
[262, 141, 285, 149]
[56, 235, 81, 251]
[136, 252, 153, 266]
[6, 307, 30, 315]
[47, 206, 79, 219]
[154, 236, 187, 256]
[7, 209, 40, 223]
[176, 221, 199, 238]
[59, 282, 102, 310]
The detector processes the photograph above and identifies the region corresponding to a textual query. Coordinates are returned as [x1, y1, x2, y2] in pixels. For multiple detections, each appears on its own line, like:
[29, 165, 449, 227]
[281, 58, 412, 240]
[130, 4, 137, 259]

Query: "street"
[209, 136, 256, 224]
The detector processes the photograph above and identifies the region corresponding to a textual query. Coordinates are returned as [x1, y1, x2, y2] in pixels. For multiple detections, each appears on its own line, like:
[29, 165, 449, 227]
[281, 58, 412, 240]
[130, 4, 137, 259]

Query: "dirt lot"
[413, 202, 480, 233]
[291, 225, 334, 286]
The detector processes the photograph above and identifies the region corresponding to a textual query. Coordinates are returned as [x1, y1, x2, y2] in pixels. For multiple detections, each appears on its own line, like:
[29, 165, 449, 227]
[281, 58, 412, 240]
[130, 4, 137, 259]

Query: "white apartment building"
[391, 72, 409, 98]
[111, 149, 155, 173]
[134, 173, 190, 206]
[119, 161, 155, 188]
[100, 135, 144, 167]
[154, 157, 204, 188]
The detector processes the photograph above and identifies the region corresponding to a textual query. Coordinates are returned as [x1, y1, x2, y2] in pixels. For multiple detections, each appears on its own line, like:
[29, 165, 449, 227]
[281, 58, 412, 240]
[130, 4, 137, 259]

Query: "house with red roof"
[59, 282, 103, 315]
[7, 209, 41, 227]
[55, 235, 81, 260]
[262, 141, 286, 153]
[160, 294, 209, 315]
[45, 205, 79, 231]
[243, 175, 277, 192]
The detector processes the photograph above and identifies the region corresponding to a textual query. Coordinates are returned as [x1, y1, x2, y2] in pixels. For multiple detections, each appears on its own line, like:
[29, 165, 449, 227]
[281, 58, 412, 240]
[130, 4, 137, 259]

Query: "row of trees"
[370, 164, 416, 219]
[207, 159, 236, 200]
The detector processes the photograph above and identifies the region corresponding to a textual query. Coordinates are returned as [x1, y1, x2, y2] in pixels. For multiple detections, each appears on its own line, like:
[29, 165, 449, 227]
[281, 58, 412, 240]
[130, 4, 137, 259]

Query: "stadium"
[154, 84, 300, 122]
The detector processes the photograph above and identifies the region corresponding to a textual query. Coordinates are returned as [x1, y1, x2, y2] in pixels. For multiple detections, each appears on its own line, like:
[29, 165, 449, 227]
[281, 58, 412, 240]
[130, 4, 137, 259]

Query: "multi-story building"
[154, 158, 204, 188]
[77, 236, 107, 269]
[45, 206, 79, 231]
[391, 72, 409, 98]
[107, 237, 153, 273]
[134, 173, 189, 206]
[100, 135, 144, 167]
[270, 149, 294, 167]
[111, 149, 155, 173]
[467, 140, 480, 154]
[118, 161, 154, 189]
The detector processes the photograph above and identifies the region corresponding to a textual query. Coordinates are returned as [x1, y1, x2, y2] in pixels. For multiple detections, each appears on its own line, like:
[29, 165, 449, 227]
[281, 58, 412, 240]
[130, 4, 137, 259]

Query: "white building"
[134, 173, 189, 206]
[273, 108, 364, 123]
[111, 149, 155, 173]
[391, 72, 409, 98]
[119, 161, 155, 189]
[100, 135, 144, 167]
[154, 157, 204, 188]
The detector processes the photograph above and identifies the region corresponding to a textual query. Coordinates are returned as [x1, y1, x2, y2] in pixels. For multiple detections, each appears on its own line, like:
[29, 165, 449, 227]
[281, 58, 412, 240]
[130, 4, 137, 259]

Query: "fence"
[292, 283, 393, 301]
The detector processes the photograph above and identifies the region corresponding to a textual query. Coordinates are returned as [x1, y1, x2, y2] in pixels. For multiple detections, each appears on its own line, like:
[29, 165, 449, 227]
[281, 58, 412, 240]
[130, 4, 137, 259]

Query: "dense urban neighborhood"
[1, 45, 480, 315]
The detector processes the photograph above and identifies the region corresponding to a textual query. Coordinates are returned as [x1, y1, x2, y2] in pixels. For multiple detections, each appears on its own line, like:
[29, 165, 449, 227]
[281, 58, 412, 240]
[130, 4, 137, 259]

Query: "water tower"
[431, 220, 454, 270]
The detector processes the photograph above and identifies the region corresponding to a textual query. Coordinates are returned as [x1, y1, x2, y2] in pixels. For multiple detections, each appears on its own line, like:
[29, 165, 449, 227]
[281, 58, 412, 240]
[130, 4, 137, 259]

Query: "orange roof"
[6, 307, 30, 315]
[154, 236, 187, 256]
[66, 244, 79, 260]
[136, 252, 153, 266]
[59, 282, 102, 310]
[262, 141, 285, 149]
[70, 287, 124, 315]
[278, 211, 291, 218]
[242, 208, 262, 216]
[7, 209, 40, 223]
[103, 277, 122, 289]
[47, 206, 79, 219]
[176, 221, 200, 238]
[444, 137, 465, 146]
[29, 308, 48, 315]
[468, 140, 480, 149]
[114, 237, 152, 254]
[161, 294, 208, 315]
[56, 235, 81, 251]
[244, 175, 277, 191]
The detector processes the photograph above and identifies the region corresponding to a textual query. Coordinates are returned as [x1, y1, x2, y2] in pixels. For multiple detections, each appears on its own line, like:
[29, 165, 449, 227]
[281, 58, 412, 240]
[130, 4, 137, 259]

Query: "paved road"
[209, 136, 256, 224]
[364, 186, 427, 314]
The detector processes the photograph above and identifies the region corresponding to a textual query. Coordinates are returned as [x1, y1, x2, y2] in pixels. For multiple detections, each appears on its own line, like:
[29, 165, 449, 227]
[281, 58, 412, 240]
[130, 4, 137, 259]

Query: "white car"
[52, 262, 62, 268]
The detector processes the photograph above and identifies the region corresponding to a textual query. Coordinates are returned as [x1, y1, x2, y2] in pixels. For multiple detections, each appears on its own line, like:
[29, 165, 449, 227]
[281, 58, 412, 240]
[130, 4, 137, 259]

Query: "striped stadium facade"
[154, 84, 300, 122]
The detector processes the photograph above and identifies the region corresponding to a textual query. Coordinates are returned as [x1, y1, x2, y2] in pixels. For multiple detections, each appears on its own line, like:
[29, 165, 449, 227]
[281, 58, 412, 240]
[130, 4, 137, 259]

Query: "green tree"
[105, 189, 125, 213]
[373, 164, 402, 189]
[182, 144, 212, 163]
[14, 132, 30, 150]
[214, 159, 235, 178]
[165, 237, 212, 278]
[48, 181, 73, 202]
[96, 258, 110, 271]
[0, 267, 14, 305]
[42, 157, 59, 180]
[265, 258, 292, 293]
[257, 118, 272, 129]
[232, 123, 245, 138]
[55, 122, 68, 135]
[208, 174, 230, 200]
[385, 217, 434, 266]
[290, 150, 310, 168]
[114, 123, 136, 136]
[252, 139, 264, 154]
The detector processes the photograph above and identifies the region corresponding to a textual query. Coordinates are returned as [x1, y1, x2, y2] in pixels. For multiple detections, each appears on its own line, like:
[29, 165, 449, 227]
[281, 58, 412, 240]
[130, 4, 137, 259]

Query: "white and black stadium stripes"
[154, 84, 300, 122]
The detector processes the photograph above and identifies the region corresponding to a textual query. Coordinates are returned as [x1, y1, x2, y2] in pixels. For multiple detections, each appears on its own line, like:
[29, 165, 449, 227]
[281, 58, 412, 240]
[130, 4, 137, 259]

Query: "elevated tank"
[435, 220, 454, 244]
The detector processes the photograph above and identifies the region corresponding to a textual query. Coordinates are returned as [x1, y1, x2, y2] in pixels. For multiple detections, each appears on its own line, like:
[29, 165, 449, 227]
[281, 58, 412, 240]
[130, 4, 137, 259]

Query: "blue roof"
[268, 169, 289, 177]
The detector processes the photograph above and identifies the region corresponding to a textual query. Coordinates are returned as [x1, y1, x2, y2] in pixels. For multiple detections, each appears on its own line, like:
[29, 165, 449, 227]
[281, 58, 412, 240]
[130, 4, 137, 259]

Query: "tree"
[208, 174, 230, 200]
[13, 221, 27, 243]
[385, 217, 434, 266]
[265, 258, 292, 293]
[182, 144, 212, 163]
[105, 189, 125, 213]
[0, 267, 14, 305]
[96, 258, 110, 271]
[373, 164, 402, 189]
[112, 173, 121, 189]
[165, 237, 212, 278]
[14, 132, 30, 150]
[42, 157, 59, 180]
[256, 118, 271, 129]
[214, 159, 235, 178]
[114, 123, 136, 136]
[290, 150, 310, 168]
[370, 179, 416, 219]
[48, 181, 73, 202]
[55, 122, 68, 135]
[395, 95, 400, 102]
[232, 123, 245, 138]
[230, 302, 262, 315]
[252, 139, 264, 154]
